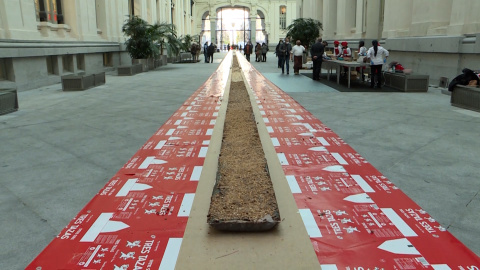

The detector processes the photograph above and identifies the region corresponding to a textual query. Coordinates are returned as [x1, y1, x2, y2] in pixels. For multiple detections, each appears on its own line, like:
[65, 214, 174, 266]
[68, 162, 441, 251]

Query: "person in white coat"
[367, 40, 389, 88]
[291, 40, 305, 75]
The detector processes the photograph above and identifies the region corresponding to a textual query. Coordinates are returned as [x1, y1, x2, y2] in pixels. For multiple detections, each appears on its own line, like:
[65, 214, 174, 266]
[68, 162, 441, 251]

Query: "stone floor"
[1, 52, 479, 269]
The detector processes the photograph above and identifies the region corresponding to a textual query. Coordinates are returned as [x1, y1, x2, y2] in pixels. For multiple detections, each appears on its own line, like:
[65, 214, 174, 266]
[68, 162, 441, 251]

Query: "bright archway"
[201, 7, 267, 50]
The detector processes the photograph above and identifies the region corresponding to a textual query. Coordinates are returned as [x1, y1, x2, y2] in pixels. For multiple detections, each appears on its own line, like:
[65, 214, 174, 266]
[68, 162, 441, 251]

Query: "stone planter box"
[147, 58, 155, 70]
[180, 52, 193, 63]
[117, 64, 143, 76]
[93, 72, 106, 86]
[384, 72, 429, 92]
[0, 88, 19, 115]
[451, 85, 480, 112]
[160, 55, 168, 66]
[133, 59, 149, 72]
[61, 74, 95, 91]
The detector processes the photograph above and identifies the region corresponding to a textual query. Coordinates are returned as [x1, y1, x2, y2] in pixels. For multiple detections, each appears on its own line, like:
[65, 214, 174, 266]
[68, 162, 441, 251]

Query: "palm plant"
[180, 34, 193, 52]
[150, 22, 183, 57]
[122, 16, 157, 59]
[286, 18, 323, 50]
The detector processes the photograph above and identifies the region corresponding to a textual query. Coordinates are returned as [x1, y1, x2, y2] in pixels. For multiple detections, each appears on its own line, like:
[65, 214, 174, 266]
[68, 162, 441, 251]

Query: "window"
[76, 54, 85, 71]
[46, 56, 58, 75]
[103, 53, 113, 67]
[62, 55, 73, 73]
[0, 58, 6, 81]
[35, 0, 64, 24]
[279, 6, 286, 30]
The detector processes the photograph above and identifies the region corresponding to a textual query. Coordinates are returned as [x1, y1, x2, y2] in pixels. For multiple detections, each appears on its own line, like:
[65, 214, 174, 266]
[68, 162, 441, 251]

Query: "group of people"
[202, 41, 216, 63]
[310, 38, 389, 88]
[274, 38, 309, 75]
[196, 37, 389, 89]
[242, 41, 269, 62]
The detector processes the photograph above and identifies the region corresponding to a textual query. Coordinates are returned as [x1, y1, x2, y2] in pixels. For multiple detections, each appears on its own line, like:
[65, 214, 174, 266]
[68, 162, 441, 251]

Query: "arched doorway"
[200, 7, 267, 50]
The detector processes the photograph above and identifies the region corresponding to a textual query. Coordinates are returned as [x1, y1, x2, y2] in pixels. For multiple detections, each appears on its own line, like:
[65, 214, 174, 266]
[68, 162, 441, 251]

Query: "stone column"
[210, 16, 216, 44]
[322, 0, 337, 39]
[410, 0, 452, 36]
[336, 0, 356, 39]
[447, 0, 480, 35]
[382, 0, 412, 38]
[315, 0, 324, 23]
[0, 0, 39, 39]
[250, 10, 257, 44]
[364, 0, 381, 39]
[302, 0, 313, 19]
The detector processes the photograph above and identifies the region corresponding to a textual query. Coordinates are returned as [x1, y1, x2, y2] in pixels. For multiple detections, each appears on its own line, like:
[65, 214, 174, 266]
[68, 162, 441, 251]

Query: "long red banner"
[238, 54, 480, 270]
[27, 56, 232, 270]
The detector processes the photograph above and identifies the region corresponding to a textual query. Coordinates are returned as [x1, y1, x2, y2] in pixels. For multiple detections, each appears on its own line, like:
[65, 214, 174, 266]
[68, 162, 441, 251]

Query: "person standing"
[255, 42, 262, 62]
[277, 39, 287, 74]
[333, 40, 343, 58]
[310, 38, 325, 81]
[261, 42, 268, 62]
[356, 40, 367, 81]
[275, 39, 282, 68]
[203, 42, 209, 63]
[207, 42, 215, 63]
[366, 40, 389, 88]
[244, 41, 253, 62]
[341, 41, 352, 58]
[190, 43, 198, 63]
[283, 38, 293, 74]
[291, 40, 305, 75]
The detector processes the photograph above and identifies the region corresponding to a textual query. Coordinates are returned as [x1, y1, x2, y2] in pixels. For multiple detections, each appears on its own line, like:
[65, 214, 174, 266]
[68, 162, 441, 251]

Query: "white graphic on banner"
[120, 251, 135, 260]
[271, 138, 280, 147]
[116, 179, 152, 197]
[81, 213, 129, 242]
[178, 194, 195, 217]
[126, 241, 141, 248]
[158, 238, 183, 270]
[139, 157, 167, 169]
[431, 264, 452, 270]
[332, 153, 348, 165]
[316, 137, 330, 146]
[344, 193, 374, 204]
[320, 265, 338, 270]
[381, 208, 418, 237]
[344, 226, 360, 233]
[286, 175, 301, 193]
[322, 165, 346, 172]
[378, 238, 421, 255]
[308, 146, 328, 152]
[113, 264, 129, 270]
[145, 209, 157, 214]
[299, 209, 322, 238]
[292, 123, 316, 132]
[351, 175, 375, 193]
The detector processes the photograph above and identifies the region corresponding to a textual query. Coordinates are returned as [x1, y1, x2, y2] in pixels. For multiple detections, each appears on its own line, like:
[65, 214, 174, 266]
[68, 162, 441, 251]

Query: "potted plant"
[151, 23, 182, 64]
[122, 15, 157, 71]
[286, 18, 323, 63]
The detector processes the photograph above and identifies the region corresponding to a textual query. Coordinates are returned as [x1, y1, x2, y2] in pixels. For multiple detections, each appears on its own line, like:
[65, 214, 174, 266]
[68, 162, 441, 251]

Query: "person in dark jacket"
[244, 41, 253, 62]
[207, 43, 215, 63]
[277, 40, 287, 74]
[310, 38, 325, 80]
[448, 68, 480, 91]
[203, 42, 209, 63]
[275, 40, 282, 68]
[284, 38, 293, 74]
[261, 43, 268, 62]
